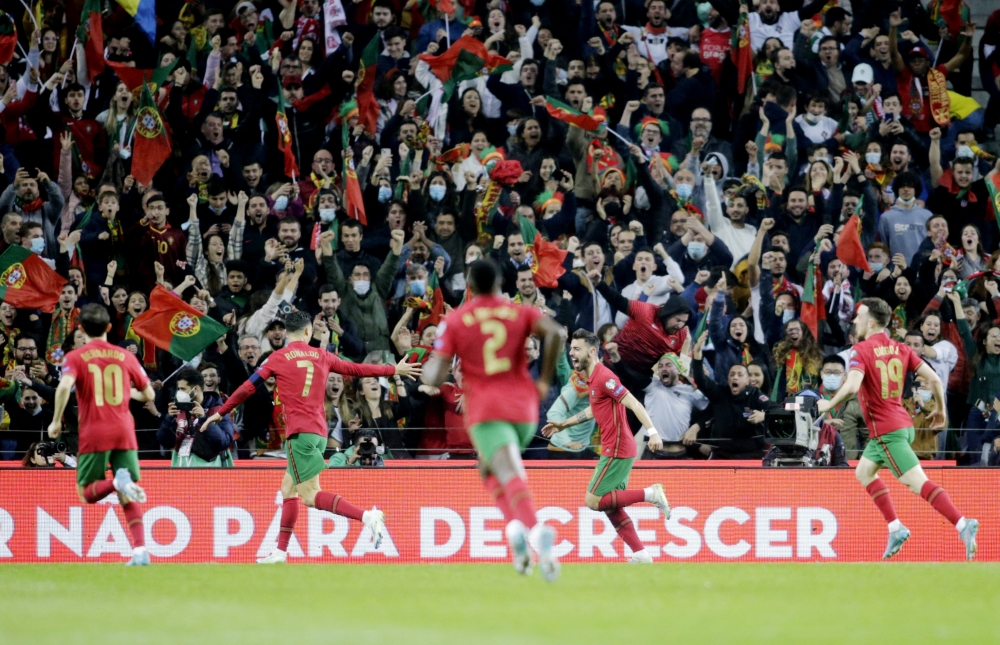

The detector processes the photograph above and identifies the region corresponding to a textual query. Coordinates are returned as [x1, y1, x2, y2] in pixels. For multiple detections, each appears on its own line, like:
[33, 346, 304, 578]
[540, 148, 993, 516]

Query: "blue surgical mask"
[507, 124, 517, 136]
[869, 262, 884, 274]
[675, 183, 693, 200]
[30, 237, 45, 255]
[273, 195, 289, 211]
[865, 152, 881, 165]
[409, 279, 426, 296]
[209, 204, 225, 214]
[429, 185, 446, 202]
[896, 196, 915, 207]
[956, 145, 974, 159]
[319, 208, 336, 223]
[352, 280, 371, 296]
[378, 186, 392, 203]
[918, 389, 932, 403]
[687, 241, 706, 260]
[782, 309, 795, 324]
[822, 374, 843, 391]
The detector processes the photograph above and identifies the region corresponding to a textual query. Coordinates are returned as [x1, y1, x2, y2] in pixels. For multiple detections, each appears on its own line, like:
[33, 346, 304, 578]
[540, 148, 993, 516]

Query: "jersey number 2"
[87, 364, 124, 406]
[481, 320, 511, 375]
[296, 360, 315, 396]
[875, 357, 904, 398]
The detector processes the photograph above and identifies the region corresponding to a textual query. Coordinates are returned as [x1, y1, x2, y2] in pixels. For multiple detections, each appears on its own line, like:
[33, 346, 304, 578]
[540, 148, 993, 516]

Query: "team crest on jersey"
[605, 379, 616, 390]
[136, 107, 163, 138]
[1, 263, 26, 290]
[169, 312, 201, 337]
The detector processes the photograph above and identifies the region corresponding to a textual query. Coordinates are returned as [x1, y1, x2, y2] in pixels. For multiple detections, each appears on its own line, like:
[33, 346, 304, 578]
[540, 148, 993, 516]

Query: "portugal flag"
[800, 252, 826, 340]
[518, 213, 567, 288]
[988, 172, 1000, 233]
[0, 11, 17, 65]
[78, 0, 106, 82]
[356, 34, 381, 135]
[544, 97, 605, 132]
[836, 213, 871, 273]
[731, 4, 753, 94]
[275, 78, 299, 179]
[107, 59, 178, 94]
[131, 82, 172, 186]
[0, 245, 67, 313]
[418, 36, 512, 84]
[131, 286, 228, 362]
[344, 159, 367, 225]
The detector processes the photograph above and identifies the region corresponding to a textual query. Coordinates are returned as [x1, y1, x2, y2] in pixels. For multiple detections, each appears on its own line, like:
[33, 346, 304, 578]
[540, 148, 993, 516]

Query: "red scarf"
[645, 22, 667, 35]
[17, 197, 44, 213]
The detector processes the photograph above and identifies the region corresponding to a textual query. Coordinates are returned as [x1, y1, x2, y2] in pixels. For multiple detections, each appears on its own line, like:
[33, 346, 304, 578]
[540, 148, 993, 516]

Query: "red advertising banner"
[0, 467, 996, 563]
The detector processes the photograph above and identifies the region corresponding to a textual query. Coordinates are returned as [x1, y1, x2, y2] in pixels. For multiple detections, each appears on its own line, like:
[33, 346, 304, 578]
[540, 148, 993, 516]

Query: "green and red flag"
[418, 36, 512, 84]
[928, 0, 970, 38]
[131, 82, 172, 186]
[77, 0, 106, 82]
[107, 59, 179, 96]
[988, 172, 1000, 233]
[800, 250, 826, 340]
[518, 212, 568, 288]
[131, 286, 228, 362]
[0, 11, 17, 65]
[730, 3, 753, 94]
[0, 245, 67, 313]
[836, 212, 871, 273]
[275, 77, 299, 179]
[544, 96, 605, 131]
[405, 271, 446, 333]
[344, 159, 367, 226]
[356, 34, 381, 135]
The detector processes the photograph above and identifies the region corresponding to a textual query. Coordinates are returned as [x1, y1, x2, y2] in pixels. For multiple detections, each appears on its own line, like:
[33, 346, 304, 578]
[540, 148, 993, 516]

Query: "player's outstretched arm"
[816, 369, 864, 414]
[622, 392, 663, 451]
[46, 374, 76, 439]
[542, 407, 593, 437]
[130, 384, 156, 403]
[422, 354, 450, 388]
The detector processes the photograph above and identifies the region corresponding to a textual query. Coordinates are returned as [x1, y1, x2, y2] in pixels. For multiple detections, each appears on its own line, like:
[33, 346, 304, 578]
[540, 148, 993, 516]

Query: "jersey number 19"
[875, 357, 903, 398]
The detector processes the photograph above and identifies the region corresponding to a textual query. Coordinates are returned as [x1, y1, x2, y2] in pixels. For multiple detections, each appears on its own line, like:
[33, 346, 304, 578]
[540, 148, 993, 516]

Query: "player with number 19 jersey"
[434, 295, 543, 428]
[848, 332, 924, 438]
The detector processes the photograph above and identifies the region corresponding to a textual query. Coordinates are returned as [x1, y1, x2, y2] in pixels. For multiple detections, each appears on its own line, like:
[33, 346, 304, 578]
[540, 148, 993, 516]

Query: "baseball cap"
[265, 319, 286, 332]
[235, 1, 257, 15]
[851, 63, 873, 85]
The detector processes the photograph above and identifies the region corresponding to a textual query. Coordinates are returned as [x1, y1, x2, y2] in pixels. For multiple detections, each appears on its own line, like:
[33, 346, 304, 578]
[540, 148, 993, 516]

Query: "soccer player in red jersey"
[47, 304, 157, 566]
[542, 330, 672, 563]
[818, 298, 979, 560]
[204, 311, 420, 564]
[423, 259, 564, 581]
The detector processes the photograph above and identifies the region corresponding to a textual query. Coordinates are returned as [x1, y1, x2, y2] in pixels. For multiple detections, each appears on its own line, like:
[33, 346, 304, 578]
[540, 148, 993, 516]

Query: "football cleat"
[125, 550, 150, 567]
[112, 468, 146, 504]
[959, 519, 979, 561]
[649, 483, 671, 520]
[882, 526, 911, 560]
[505, 520, 534, 576]
[531, 524, 560, 583]
[364, 507, 387, 550]
[256, 550, 288, 564]
[628, 550, 654, 564]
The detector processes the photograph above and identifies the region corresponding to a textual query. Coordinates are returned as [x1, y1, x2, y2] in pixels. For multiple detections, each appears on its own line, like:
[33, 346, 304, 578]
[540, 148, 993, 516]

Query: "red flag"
[418, 36, 512, 84]
[131, 83, 172, 186]
[0, 11, 17, 66]
[730, 5, 753, 95]
[519, 215, 568, 288]
[836, 214, 871, 273]
[275, 78, 299, 179]
[344, 160, 367, 226]
[0, 246, 67, 314]
[356, 34, 381, 135]
[800, 260, 825, 340]
[78, 0, 106, 82]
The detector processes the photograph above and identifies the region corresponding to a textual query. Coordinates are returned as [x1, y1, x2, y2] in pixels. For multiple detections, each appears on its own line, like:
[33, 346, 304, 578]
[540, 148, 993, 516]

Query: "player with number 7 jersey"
[204, 311, 421, 564]
[47, 304, 158, 566]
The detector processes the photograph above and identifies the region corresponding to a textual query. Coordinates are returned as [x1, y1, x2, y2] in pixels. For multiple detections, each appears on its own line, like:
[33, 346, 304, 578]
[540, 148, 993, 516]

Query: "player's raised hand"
[394, 357, 421, 380]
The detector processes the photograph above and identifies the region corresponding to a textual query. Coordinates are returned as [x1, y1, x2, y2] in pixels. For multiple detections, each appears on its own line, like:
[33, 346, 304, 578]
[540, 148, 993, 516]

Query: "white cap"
[852, 63, 873, 85]
[235, 1, 257, 15]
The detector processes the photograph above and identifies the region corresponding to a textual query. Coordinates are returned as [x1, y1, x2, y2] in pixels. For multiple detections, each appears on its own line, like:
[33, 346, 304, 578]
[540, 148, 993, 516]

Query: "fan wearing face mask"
[818, 354, 868, 459]
[927, 128, 991, 250]
[666, 215, 733, 284]
[876, 171, 932, 265]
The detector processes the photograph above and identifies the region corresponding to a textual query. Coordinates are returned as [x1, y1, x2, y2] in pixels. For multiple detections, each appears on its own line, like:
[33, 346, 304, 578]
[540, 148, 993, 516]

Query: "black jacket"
[692, 358, 778, 457]
[156, 391, 235, 460]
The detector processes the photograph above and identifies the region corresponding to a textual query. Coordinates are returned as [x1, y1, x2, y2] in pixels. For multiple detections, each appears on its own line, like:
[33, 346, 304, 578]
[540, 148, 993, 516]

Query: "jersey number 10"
[875, 357, 904, 398]
[87, 364, 124, 406]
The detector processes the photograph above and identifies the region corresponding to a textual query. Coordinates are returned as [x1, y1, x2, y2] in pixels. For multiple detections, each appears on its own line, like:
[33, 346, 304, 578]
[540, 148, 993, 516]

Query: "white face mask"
[822, 374, 843, 391]
[865, 152, 881, 165]
[273, 195, 289, 211]
[319, 208, 336, 223]
[634, 187, 650, 211]
[781, 309, 795, 324]
[917, 389, 932, 403]
[956, 145, 974, 159]
[352, 279, 371, 296]
[687, 241, 706, 259]
[896, 196, 915, 207]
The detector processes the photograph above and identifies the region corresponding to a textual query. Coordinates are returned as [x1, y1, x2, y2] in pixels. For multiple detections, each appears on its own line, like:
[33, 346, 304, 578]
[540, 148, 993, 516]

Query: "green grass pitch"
[2, 563, 998, 644]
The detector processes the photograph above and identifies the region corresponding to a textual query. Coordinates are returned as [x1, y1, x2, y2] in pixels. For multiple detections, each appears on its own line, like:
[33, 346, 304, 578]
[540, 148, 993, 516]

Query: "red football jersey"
[245, 340, 396, 438]
[433, 294, 542, 428]
[62, 339, 150, 453]
[587, 362, 636, 459]
[848, 331, 925, 438]
[614, 300, 688, 370]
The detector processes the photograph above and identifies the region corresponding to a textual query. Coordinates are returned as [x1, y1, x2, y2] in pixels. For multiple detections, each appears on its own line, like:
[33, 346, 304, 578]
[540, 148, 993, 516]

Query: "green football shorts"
[588, 456, 635, 496]
[76, 450, 140, 487]
[862, 427, 920, 478]
[286, 433, 328, 484]
[468, 421, 536, 462]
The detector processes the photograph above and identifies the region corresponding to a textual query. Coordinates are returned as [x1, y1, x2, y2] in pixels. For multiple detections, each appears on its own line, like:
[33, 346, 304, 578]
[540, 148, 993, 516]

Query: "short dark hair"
[860, 297, 892, 328]
[318, 283, 339, 298]
[14, 333, 38, 348]
[225, 259, 249, 277]
[18, 222, 41, 238]
[818, 35, 839, 49]
[176, 368, 204, 389]
[825, 7, 849, 26]
[681, 50, 701, 70]
[468, 258, 501, 295]
[283, 311, 312, 334]
[207, 177, 226, 197]
[571, 328, 600, 349]
[822, 354, 846, 368]
[79, 303, 110, 337]
[341, 219, 364, 234]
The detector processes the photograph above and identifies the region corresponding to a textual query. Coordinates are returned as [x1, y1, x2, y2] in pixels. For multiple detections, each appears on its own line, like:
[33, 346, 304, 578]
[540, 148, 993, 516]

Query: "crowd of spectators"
[3, 0, 1000, 469]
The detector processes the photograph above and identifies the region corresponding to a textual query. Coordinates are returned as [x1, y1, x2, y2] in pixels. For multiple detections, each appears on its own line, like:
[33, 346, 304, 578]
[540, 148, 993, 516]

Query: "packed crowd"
[2, 0, 1000, 468]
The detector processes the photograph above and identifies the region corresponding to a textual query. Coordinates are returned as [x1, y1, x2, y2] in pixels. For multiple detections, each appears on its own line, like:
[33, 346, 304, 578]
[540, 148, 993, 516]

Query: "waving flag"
[988, 172, 1000, 232]
[928, 0, 969, 38]
[275, 78, 299, 179]
[77, 0, 106, 82]
[800, 251, 826, 340]
[836, 213, 871, 273]
[114, 0, 157, 44]
[107, 59, 178, 94]
[518, 213, 568, 288]
[544, 97, 605, 132]
[131, 287, 228, 361]
[418, 36, 511, 84]
[356, 34, 381, 134]
[0, 246, 67, 313]
[731, 3, 753, 94]
[131, 83, 172, 186]
[343, 159, 367, 226]
[0, 11, 16, 65]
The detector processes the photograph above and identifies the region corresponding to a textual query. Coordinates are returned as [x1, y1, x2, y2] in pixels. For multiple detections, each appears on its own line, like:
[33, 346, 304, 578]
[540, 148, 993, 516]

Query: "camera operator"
[328, 414, 386, 467]
[7, 387, 54, 459]
[21, 440, 76, 468]
[157, 369, 235, 467]
[691, 331, 779, 459]
[817, 355, 869, 459]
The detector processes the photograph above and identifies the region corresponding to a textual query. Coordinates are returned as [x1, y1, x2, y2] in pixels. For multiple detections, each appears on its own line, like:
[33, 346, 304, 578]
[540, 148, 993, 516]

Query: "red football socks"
[605, 508, 643, 552]
[277, 497, 300, 551]
[921, 481, 963, 526]
[866, 479, 898, 523]
[483, 474, 513, 522]
[314, 491, 365, 521]
[598, 489, 646, 512]
[121, 502, 145, 548]
[502, 477, 537, 529]
[82, 479, 116, 504]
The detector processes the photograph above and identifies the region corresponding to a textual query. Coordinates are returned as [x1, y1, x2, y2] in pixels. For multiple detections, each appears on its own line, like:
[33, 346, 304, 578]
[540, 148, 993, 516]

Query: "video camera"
[762, 395, 820, 467]
[354, 428, 385, 467]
